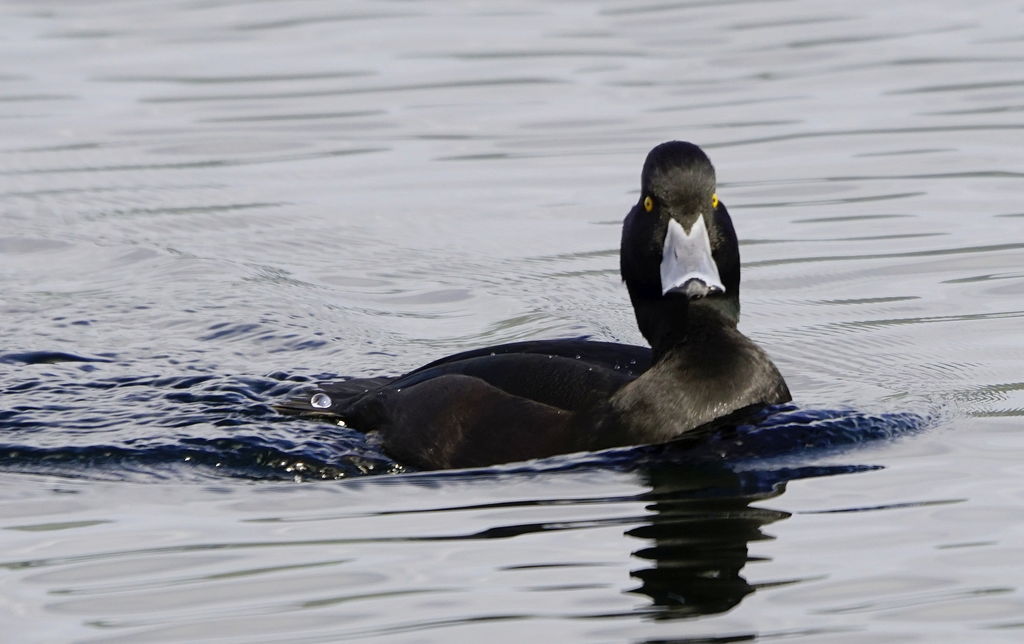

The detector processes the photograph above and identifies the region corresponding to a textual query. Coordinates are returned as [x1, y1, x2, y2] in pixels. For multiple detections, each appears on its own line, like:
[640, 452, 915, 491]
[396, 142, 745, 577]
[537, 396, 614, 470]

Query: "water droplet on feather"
[310, 392, 332, 409]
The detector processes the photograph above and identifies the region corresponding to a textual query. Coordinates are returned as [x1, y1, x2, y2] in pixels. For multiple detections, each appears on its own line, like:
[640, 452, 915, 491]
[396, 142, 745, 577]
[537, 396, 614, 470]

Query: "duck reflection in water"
[624, 459, 869, 619]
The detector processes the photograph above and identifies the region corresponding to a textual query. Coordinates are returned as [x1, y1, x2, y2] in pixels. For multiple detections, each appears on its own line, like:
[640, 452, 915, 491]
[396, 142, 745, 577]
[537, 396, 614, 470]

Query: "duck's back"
[280, 338, 650, 419]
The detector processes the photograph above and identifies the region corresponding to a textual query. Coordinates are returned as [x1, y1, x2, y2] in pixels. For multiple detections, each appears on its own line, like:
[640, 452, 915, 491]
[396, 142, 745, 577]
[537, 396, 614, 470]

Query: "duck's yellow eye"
[643, 196, 653, 212]
[711, 193, 719, 209]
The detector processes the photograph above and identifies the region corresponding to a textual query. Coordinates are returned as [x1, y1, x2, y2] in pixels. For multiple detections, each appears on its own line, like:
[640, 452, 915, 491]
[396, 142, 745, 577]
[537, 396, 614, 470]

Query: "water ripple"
[140, 77, 564, 104]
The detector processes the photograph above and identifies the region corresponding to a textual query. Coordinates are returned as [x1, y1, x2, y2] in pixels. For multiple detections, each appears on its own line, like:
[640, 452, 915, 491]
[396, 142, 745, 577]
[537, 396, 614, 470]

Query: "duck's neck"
[635, 295, 740, 364]
[593, 298, 768, 448]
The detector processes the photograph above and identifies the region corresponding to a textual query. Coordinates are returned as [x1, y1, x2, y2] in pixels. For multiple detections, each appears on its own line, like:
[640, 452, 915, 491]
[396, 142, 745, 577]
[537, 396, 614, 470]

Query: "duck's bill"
[660, 216, 725, 299]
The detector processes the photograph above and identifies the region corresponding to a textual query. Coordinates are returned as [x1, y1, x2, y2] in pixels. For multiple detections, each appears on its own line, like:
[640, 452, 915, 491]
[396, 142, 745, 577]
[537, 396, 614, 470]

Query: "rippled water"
[3, 0, 1023, 641]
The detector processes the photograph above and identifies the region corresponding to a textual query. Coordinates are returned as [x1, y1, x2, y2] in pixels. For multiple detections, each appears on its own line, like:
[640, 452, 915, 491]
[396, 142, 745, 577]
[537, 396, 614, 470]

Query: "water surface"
[2, 0, 1023, 641]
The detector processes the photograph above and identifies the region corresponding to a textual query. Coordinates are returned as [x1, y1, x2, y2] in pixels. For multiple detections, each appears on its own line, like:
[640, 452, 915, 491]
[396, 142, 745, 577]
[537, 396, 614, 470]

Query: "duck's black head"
[620, 141, 741, 352]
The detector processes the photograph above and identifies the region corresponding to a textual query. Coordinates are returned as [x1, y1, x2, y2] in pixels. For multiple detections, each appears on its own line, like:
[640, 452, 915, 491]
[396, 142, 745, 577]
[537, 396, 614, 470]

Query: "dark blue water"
[0, 344, 932, 482]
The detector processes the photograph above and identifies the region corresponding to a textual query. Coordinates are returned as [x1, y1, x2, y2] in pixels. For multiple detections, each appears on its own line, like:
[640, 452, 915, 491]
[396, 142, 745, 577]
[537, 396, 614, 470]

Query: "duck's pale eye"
[643, 196, 654, 212]
[711, 193, 719, 209]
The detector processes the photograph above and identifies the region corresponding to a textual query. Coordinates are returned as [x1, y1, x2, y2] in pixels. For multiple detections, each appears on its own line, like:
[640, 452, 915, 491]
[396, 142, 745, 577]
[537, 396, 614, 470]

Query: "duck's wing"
[277, 339, 651, 418]
[408, 338, 651, 376]
[353, 373, 583, 470]
[390, 351, 637, 411]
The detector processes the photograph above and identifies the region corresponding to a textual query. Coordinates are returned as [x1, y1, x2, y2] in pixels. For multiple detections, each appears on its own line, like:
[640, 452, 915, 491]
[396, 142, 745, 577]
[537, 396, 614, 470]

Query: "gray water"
[2, 0, 1024, 641]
